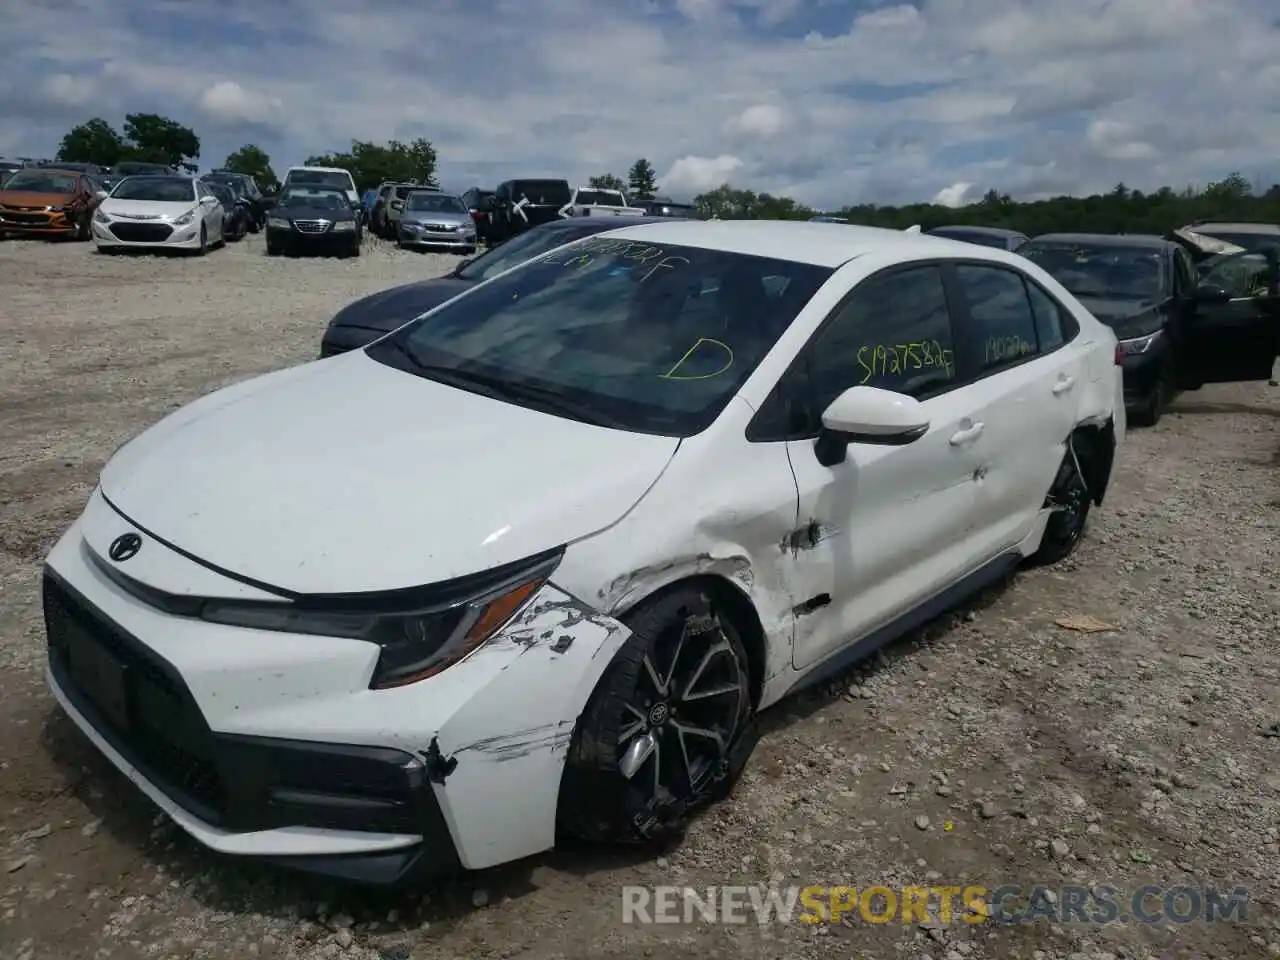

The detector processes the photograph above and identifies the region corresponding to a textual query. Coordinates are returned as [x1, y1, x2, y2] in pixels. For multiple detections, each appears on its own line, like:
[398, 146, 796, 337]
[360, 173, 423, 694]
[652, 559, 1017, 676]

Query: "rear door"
[1177, 250, 1280, 386]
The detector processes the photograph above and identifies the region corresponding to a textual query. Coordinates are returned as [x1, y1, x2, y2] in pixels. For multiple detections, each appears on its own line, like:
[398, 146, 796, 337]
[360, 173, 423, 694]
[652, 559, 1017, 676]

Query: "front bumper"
[93, 219, 203, 249]
[0, 208, 76, 235]
[42, 489, 629, 881]
[267, 225, 359, 251]
[397, 223, 476, 249]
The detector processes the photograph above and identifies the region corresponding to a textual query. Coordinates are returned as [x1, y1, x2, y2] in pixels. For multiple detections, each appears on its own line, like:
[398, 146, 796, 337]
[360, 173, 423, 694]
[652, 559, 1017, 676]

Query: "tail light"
[471, 211, 482, 222]
[1114, 344, 1125, 365]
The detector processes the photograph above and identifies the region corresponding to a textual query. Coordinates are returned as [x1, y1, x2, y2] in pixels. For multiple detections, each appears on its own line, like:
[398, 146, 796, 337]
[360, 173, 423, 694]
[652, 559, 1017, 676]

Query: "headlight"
[94, 208, 110, 223]
[1120, 330, 1161, 355]
[199, 548, 563, 688]
[267, 216, 288, 229]
[173, 208, 196, 226]
[332, 220, 355, 232]
[49, 205, 65, 212]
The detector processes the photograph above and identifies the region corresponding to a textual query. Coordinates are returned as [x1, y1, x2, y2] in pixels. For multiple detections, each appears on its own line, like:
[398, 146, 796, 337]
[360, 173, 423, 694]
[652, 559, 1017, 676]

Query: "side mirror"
[813, 386, 930, 466]
[1192, 282, 1231, 303]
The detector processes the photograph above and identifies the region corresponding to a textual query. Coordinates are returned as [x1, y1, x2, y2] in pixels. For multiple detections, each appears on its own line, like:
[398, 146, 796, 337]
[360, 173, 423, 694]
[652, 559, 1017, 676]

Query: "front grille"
[110, 222, 173, 242]
[2, 212, 51, 225]
[425, 223, 458, 232]
[293, 219, 330, 235]
[44, 573, 224, 823]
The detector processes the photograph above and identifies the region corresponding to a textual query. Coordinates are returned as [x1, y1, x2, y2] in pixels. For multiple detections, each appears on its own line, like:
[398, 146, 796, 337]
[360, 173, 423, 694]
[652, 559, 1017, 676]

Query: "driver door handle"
[1052, 375, 1076, 395]
[949, 422, 984, 445]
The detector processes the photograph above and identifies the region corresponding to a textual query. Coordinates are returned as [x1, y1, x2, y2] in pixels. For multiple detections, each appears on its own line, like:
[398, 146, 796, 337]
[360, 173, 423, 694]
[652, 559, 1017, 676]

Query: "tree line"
[51, 116, 1280, 234]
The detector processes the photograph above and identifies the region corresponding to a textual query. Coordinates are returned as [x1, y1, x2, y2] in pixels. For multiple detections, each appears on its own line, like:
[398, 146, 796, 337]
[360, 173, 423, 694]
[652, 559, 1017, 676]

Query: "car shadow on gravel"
[1172, 399, 1280, 420]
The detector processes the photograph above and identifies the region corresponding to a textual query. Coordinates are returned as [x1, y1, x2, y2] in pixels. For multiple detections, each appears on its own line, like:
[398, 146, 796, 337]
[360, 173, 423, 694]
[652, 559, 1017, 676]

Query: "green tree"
[305, 138, 438, 193]
[589, 173, 626, 192]
[120, 113, 201, 171]
[56, 118, 125, 166]
[223, 144, 279, 190]
[627, 158, 658, 200]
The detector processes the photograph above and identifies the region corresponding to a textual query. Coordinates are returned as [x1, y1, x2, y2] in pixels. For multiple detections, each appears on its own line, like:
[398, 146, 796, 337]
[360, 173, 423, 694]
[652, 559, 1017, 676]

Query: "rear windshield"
[575, 190, 625, 206]
[288, 170, 354, 190]
[115, 162, 170, 175]
[393, 185, 416, 199]
[512, 180, 571, 205]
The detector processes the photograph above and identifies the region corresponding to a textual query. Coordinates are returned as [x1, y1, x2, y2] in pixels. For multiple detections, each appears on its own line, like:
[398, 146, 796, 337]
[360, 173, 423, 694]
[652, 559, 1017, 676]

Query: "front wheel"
[75, 213, 91, 241]
[193, 224, 208, 256]
[266, 236, 282, 256]
[557, 585, 756, 846]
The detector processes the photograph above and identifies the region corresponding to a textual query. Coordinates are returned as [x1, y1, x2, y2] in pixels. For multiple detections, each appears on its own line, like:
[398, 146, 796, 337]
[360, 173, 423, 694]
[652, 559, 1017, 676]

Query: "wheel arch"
[613, 571, 769, 709]
[1069, 416, 1116, 506]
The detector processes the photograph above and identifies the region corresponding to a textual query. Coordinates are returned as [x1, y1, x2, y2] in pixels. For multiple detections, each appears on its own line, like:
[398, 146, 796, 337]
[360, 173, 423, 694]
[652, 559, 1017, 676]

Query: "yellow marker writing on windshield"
[660, 338, 735, 380]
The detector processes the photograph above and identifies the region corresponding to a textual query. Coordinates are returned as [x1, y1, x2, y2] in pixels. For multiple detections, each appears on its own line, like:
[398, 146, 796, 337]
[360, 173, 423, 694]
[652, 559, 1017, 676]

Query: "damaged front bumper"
[42, 491, 630, 883]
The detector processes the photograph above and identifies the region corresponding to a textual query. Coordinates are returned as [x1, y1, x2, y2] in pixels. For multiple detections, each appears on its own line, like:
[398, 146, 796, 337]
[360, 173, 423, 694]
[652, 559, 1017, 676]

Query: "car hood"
[0, 189, 75, 206]
[1076, 297, 1164, 338]
[102, 198, 198, 219]
[327, 276, 476, 335]
[276, 204, 355, 222]
[99, 352, 680, 594]
[1168, 227, 1246, 261]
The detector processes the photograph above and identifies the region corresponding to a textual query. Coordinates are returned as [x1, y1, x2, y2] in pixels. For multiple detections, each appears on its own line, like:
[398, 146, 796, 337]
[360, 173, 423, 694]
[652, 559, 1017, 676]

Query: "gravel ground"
[0, 232, 1277, 960]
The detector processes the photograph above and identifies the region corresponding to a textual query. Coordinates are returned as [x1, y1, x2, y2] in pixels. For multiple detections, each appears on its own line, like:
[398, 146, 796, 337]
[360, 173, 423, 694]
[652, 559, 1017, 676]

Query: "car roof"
[929, 225, 1025, 237]
[1028, 232, 1173, 250]
[11, 166, 82, 177]
[591, 219, 1010, 267]
[1190, 222, 1280, 234]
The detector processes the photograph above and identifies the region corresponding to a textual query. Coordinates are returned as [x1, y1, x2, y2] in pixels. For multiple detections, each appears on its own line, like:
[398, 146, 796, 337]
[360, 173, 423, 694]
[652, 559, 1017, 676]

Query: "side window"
[809, 265, 957, 409]
[954, 265, 1040, 372]
[1174, 250, 1196, 294]
[1025, 281, 1067, 351]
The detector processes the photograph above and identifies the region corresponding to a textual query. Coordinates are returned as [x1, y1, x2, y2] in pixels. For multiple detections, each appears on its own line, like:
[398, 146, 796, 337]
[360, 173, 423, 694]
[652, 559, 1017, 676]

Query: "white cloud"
[661, 155, 746, 194]
[725, 104, 788, 137]
[198, 80, 282, 126]
[933, 182, 975, 207]
[0, 0, 1276, 206]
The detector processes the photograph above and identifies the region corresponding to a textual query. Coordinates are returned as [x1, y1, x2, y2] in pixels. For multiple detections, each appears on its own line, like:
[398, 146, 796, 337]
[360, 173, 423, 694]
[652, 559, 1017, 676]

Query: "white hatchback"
[93, 175, 225, 253]
[44, 220, 1124, 885]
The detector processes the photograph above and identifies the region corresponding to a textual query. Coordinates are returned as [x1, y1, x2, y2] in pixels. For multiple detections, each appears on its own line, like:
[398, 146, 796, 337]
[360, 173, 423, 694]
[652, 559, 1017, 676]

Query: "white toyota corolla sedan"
[44, 220, 1126, 884]
[92, 174, 225, 253]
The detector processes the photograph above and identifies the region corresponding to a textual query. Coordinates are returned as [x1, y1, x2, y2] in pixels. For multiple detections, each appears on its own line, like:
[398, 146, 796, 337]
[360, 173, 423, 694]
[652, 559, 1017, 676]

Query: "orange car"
[0, 167, 107, 239]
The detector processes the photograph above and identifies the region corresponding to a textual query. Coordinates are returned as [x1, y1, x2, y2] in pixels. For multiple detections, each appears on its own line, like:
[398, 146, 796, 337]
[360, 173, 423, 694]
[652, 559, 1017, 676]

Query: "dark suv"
[487, 178, 572, 243]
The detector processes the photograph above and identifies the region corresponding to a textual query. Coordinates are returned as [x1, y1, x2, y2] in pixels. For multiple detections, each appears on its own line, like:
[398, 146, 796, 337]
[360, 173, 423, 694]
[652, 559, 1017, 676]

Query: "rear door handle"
[949, 422, 984, 445]
[1052, 376, 1076, 395]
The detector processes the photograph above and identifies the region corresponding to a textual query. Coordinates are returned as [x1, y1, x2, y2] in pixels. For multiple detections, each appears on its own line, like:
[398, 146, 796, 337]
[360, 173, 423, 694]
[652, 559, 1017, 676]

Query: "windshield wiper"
[384, 344, 625, 428]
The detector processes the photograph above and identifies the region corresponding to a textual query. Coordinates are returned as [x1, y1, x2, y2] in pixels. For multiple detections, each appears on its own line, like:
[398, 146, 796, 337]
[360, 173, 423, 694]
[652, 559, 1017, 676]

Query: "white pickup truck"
[558, 187, 648, 219]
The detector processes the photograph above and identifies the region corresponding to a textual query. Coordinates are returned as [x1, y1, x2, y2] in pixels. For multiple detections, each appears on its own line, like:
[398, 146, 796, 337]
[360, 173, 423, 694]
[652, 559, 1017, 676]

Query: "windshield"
[512, 180, 572, 205]
[456, 223, 623, 282]
[575, 190, 625, 206]
[109, 177, 195, 202]
[1019, 242, 1168, 300]
[278, 187, 349, 210]
[929, 228, 1012, 249]
[206, 175, 245, 196]
[368, 238, 833, 436]
[405, 193, 465, 213]
[1192, 230, 1280, 254]
[2, 170, 77, 193]
[289, 170, 353, 190]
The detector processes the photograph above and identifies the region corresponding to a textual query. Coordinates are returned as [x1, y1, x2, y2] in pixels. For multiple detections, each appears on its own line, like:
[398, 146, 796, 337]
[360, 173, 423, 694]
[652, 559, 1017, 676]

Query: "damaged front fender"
[424, 583, 629, 870]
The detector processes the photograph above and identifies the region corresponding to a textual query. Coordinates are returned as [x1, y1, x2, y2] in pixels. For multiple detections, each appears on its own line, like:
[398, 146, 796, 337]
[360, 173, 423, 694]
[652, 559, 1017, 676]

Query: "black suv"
[203, 170, 266, 231]
[487, 179, 571, 244]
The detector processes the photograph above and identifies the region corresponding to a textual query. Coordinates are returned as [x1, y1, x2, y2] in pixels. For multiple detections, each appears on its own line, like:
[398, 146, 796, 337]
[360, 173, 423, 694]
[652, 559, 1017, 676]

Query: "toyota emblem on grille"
[108, 532, 142, 562]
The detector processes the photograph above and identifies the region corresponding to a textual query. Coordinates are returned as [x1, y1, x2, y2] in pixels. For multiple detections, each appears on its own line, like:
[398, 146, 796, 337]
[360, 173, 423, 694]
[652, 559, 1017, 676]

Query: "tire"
[557, 584, 757, 846]
[462, 246, 476, 255]
[193, 224, 208, 256]
[348, 241, 361, 258]
[75, 213, 91, 242]
[1031, 445, 1094, 566]
[266, 237, 282, 256]
[1130, 368, 1169, 428]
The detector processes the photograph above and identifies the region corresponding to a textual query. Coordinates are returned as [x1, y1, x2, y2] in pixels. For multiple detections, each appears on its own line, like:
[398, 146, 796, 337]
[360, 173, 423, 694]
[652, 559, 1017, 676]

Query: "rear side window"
[953, 265, 1042, 372]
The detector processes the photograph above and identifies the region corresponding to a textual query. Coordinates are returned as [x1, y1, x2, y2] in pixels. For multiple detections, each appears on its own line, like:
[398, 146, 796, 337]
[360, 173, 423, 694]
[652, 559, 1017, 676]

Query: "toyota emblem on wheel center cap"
[108, 532, 142, 562]
[647, 703, 669, 726]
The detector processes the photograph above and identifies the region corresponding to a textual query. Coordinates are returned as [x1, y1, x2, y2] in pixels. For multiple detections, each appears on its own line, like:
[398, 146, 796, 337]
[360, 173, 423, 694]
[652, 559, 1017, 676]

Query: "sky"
[2, 0, 1279, 210]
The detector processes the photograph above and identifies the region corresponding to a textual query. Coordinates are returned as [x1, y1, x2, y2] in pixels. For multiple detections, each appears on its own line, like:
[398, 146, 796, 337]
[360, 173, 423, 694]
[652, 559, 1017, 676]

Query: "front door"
[775, 263, 987, 672]
[1178, 251, 1280, 386]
